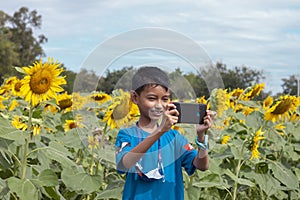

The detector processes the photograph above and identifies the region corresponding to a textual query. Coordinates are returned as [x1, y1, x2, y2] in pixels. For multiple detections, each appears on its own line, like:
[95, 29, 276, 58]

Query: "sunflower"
[4, 76, 18, 87]
[242, 83, 265, 100]
[90, 92, 112, 105]
[72, 92, 87, 110]
[229, 88, 244, 109]
[0, 95, 7, 110]
[63, 115, 83, 132]
[57, 92, 73, 111]
[172, 125, 185, 134]
[221, 135, 231, 144]
[44, 92, 73, 113]
[0, 84, 10, 96]
[290, 113, 300, 122]
[20, 58, 66, 106]
[263, 96, 273, 110]
[274, 123, 286, 136]
[32, 125, 42, 136]
[230, 88, 244, 99]
[9, 99, 19, 111]
[88, 135, 99, 150]
[242, 106, 258, 116]
[196, 96, 207, 104]
[11, 79, 23, 97]
[264, 95, 298, 122]
[209, 88, 230, 117]
[250, 128, 265, 160]
[223, 117, 231, 127]
[102, 90, 139, 130]
[11, 116, 27, 131]
[196, 96, 210, 109]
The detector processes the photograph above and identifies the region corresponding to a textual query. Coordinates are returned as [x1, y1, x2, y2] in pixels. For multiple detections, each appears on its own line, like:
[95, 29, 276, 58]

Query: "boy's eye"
[162, 96, 169, 101]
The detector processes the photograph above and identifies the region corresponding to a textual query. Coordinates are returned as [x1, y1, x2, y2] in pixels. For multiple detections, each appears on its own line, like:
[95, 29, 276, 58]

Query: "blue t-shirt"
[115, 126, 198, 200]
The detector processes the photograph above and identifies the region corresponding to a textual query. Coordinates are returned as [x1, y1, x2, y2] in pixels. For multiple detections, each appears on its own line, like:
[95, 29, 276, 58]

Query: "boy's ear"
[130, 90, 138, 104]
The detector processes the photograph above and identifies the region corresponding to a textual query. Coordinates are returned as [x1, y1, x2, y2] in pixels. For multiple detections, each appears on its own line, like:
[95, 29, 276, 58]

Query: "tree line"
[0, 7, 298, 97]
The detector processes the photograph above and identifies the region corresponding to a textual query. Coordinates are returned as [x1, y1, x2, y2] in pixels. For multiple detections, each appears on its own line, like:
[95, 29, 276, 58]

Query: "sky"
[3, 0, 300, 95]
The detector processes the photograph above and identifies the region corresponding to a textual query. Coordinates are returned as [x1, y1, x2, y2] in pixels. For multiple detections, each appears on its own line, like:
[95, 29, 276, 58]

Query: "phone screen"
[173, 102, 207, 124]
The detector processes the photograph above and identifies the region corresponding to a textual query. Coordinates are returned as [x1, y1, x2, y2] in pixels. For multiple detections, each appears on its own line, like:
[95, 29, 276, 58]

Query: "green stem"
[26, 147, 49, 157]
[21, 106, 33, 179]
[100, 123, 108, 149]
[95, 158, 99, 175]
[232, 141, 246, 200]
[21, 138, 29, 179]
[89, 147, 95, 175]
[13, 146, 21, 176]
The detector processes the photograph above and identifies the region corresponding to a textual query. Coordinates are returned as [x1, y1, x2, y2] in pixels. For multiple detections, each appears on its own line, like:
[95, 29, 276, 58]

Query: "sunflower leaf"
[7, 177, 38, 200]
[61, 167, 102, 193]
[30, 169, 59, 187]
[96, 187, 123, 199]
[237, 100, 260, 108]
[0, 116, 27, 142]
[270, 162, 298, 189]
[44, 141, 76, 168]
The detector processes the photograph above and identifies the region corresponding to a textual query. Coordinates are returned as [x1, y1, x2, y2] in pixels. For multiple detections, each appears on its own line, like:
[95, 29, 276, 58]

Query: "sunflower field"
[0, 59, 299, 200]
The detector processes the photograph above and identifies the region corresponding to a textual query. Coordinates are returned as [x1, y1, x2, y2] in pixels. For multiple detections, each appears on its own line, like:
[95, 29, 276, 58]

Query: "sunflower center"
[94, 95, 105, 101]
[272, 99, 291, 114]
[59, 99, 73, 109]
[30, 70, 52, 94]
[69, 122, 77, 129]
[15, 82, 22, 92]
[113, 98, 130, 120]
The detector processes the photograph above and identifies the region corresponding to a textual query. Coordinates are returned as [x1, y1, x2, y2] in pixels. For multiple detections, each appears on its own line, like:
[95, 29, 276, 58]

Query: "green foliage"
[61, 66, 77, 93]
[215, 62, 265, 90]
[281, 74, 298, 96]
[8, 7, 47, 66]
[180, 106, 300, 200]
[97, 67, 133, 93]
[73, 68, 99, 93]
[0, 84, 299, 199]
[0, 7, 47, 84]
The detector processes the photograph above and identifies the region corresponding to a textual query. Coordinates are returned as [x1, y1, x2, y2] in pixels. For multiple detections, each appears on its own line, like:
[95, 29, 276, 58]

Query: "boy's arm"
[193, 132, 209, 171]
[193, 110, 215, 171]
[121, 128, 163, 169]
[121, 103, 179, 169]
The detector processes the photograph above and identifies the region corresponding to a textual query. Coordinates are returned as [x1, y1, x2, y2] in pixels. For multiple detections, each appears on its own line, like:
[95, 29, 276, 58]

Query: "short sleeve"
[175, 133, 197, 175]
[115, 128, 135, 174]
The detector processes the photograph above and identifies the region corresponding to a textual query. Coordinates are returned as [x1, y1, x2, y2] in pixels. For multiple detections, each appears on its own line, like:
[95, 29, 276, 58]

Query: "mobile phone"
[172, 102, 207, 124]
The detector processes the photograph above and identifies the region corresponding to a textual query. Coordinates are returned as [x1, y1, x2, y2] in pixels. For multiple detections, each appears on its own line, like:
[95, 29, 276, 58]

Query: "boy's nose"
[154, 103, 163, 109]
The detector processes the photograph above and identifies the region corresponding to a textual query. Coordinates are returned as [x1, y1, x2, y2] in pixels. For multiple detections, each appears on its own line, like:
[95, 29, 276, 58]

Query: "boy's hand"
[159, 103, 179, 133]
[196, 110, 216, 137]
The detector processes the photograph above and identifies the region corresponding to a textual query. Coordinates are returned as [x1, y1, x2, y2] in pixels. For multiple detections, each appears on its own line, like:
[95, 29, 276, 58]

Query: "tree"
[0, 7, 47, 83]
[0, 11, 20, 84]
[97, 67, 133, 93]
[281, 75, 298, 95]
[215, 62, 265, 90]
[184, 72, 208, 98]
[8, 7, 47, 66]
[61, 65, 77, 94]
[72, 68, 99, 93]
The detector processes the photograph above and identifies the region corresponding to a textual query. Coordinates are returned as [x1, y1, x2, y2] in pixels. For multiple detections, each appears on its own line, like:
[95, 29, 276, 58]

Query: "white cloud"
[2, 0, 300, 94]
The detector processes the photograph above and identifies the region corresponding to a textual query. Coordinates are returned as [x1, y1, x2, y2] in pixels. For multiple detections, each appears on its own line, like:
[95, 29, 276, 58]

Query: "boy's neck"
[137, 118, 159, 133]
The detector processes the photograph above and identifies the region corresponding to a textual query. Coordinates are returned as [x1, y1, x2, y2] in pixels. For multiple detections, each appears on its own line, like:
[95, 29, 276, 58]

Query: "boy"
[115, 66, 215, 200]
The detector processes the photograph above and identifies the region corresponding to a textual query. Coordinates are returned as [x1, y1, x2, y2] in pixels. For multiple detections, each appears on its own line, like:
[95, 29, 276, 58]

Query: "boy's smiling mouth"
[149, 108, 164, 117]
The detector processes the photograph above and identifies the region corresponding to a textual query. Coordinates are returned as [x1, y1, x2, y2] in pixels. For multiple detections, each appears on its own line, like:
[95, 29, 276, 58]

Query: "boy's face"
[132, 85, 170, 122]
